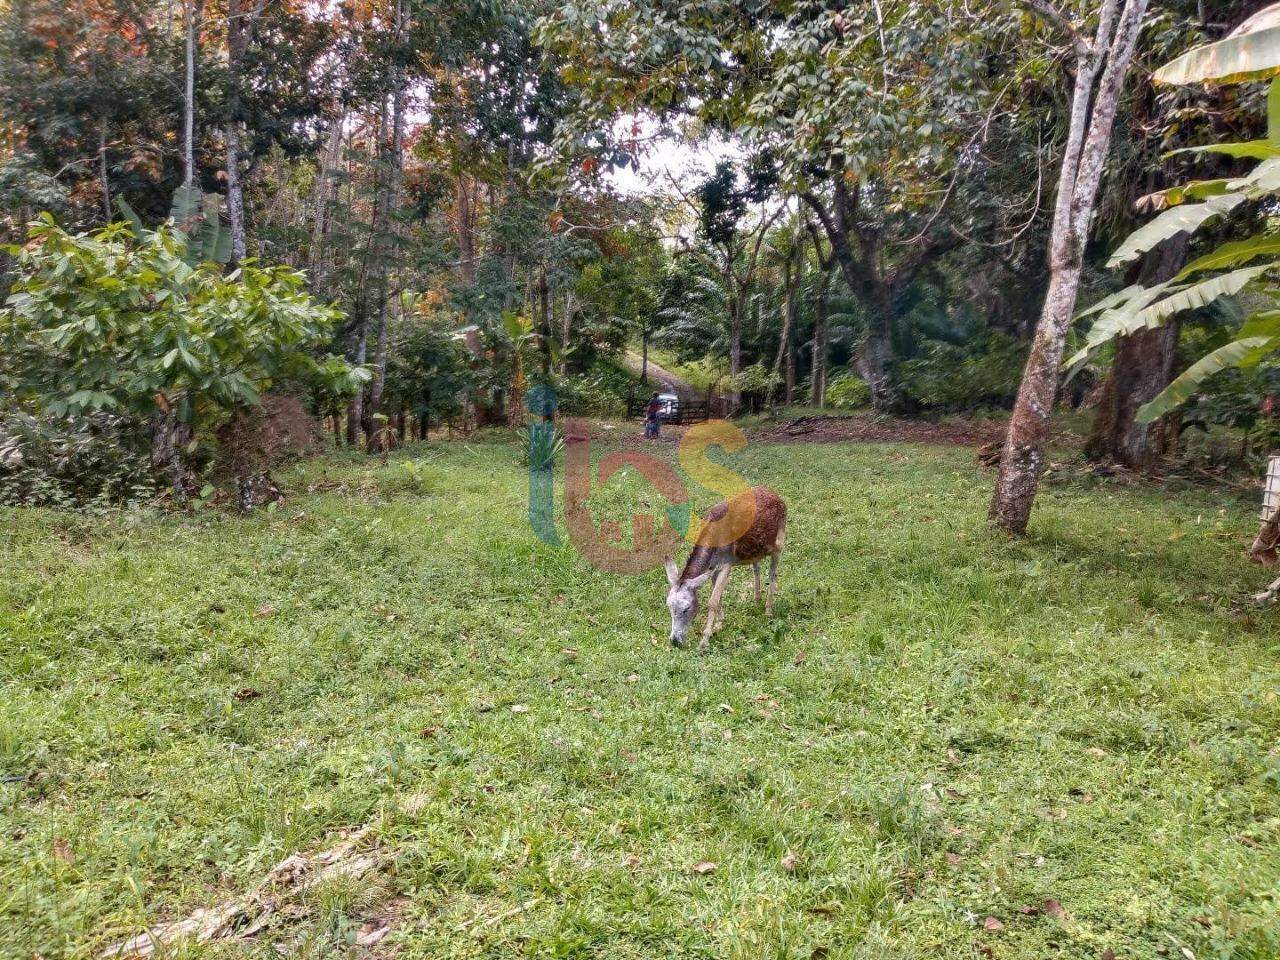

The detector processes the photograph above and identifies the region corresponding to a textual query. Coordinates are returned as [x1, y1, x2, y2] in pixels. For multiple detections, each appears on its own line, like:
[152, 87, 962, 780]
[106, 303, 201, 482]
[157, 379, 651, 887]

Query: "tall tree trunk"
[560, 292, 574, 374]
[367, 293, 392, 448]
[785, 329, 796, 405]
[772, 257, 796, 405]
[727, 291, 742, 412]
[991, 0, 1149, 534]
[456, 174, 476, 284]
[641, 322, 650, 385]
[182, 0, 204, 191]
[224, 0, 251, 265]
[854, 274, 896, 410]
[225, 121, 246, 262]
[309, 117, 345, 282]
[1085, 232, 1189, 469]
[97, 118, 111, 224]
[538, 266, 553, 378]
[347, 322, 367, 447]
[811, 267, 830, 407]
[368, 0, 408, 450]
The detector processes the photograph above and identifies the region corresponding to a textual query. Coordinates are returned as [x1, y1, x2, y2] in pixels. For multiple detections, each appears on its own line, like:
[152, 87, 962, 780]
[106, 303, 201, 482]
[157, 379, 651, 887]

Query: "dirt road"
[622, 350, 697, 398]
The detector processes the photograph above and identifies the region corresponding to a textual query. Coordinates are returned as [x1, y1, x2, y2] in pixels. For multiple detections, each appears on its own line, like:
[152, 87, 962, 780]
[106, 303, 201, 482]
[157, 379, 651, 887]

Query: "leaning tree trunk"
[991, 0, 1149, 534]
[1085, 232, 1189, 469]
[990, 266, 1086, 527]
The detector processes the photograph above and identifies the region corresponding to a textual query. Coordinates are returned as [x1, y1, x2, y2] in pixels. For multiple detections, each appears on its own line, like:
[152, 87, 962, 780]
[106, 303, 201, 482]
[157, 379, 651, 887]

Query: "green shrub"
[0, 412, 156, 509]
[556, 369, 629, 417]
[0, 214, 363, 502]
[826, 374, 871, 410]
[730, 362, 777, 396]
[2, 216, 359, 422]
[897, 332, 1027, 412]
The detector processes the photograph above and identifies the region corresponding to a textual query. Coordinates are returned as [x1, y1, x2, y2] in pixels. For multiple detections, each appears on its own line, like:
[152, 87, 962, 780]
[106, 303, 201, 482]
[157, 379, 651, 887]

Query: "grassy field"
[2, 429, 1279, 959]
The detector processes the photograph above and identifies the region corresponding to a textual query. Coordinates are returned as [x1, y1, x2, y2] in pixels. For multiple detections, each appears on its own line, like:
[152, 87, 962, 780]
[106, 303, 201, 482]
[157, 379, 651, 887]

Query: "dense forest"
[2, 0, 1280, 528]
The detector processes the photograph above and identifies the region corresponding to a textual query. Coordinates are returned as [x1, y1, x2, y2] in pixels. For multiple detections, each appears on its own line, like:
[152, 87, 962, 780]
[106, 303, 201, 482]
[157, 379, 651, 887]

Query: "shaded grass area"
[1, 436, 1278, 959]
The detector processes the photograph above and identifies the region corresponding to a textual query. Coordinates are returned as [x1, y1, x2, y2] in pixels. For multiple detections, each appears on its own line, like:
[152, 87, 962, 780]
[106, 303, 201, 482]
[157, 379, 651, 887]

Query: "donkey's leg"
[700, 566, 732, 652]
[766, 551, 780, 617]
[753, 562, 763, 603]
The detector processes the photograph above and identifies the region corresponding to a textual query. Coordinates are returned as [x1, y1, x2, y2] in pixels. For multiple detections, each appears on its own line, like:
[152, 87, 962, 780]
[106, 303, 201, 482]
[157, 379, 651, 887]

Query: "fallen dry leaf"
[52, 838, 74, 866]
[622, 853, 640, 868]
[780, 852, 799, 872]
[510, 704, 529, 714]
[420, 727, 440, 738]
[233, 688, 261, 703]
[254, 603, 278, 619]
[945, 852, 963, 867]
[1100, 951, 1116, 960]
[691, 860, 717, 875]
[983, 916, 1004, 932]
[625, 673, 640, 684]
[1043, 898, 1065, 918]
[1180, 947, 1196, 960]
[794, 649, 807, 665]
[355, 919, 392, 947]
[718, 703, 734, 713]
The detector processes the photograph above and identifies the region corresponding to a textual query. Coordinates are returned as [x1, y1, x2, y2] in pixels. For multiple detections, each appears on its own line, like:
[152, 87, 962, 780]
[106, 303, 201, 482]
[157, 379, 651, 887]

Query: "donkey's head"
[664, 559, 713, 647]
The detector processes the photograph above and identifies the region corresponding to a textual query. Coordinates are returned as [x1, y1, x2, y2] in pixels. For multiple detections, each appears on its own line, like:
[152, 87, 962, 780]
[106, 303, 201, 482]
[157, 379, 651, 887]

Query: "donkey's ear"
[686, 569, 714, 589]
[664, 557, 680, 586]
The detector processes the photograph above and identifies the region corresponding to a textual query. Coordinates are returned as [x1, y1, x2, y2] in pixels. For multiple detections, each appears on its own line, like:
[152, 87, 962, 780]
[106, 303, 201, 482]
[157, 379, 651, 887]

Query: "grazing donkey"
[664, 485, 787, 651]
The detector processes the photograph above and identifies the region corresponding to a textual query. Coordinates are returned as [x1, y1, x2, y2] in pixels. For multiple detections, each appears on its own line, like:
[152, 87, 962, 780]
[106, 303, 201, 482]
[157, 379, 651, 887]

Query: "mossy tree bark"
[991, 0, 1150, 534]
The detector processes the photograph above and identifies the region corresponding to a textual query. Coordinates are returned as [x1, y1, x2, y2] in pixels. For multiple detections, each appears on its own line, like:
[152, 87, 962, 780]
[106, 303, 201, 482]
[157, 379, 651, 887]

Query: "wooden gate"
[627, 397, 721, 425]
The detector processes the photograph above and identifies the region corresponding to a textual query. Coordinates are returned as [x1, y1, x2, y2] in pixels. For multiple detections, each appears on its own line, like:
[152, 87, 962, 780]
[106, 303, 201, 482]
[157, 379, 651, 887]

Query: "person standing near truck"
[645, 392, 661, 438]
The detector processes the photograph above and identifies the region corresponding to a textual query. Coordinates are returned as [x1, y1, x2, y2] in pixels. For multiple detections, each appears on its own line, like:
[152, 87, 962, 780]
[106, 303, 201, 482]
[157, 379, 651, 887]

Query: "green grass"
[2, 435, 1279, 959]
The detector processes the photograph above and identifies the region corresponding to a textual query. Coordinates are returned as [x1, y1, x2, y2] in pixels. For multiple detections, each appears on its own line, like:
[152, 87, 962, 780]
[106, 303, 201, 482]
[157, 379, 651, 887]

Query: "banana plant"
[117, 185, 231, 267]
[1070, 4, 1280, 423]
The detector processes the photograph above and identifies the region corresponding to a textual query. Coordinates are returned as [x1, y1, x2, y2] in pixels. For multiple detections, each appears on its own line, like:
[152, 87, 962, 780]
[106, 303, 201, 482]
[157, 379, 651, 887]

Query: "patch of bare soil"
[567, 420, 687, 449]
[752, 414, 1007, 447]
